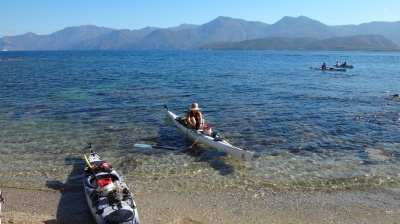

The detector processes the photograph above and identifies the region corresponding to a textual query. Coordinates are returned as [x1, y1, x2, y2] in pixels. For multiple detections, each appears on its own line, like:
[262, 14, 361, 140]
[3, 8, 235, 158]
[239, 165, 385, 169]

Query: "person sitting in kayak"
[187, 103, 204, 130]
[341, 61, 347, 66]
[336, 62, 340, 66]
[321, 62, 327, 70]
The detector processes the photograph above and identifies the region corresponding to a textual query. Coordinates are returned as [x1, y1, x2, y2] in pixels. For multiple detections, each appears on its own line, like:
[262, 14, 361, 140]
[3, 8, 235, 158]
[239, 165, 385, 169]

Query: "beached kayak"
[164, 105, 255, 161]
[310, 67, 346, 72]
[84, 144, 139, 224]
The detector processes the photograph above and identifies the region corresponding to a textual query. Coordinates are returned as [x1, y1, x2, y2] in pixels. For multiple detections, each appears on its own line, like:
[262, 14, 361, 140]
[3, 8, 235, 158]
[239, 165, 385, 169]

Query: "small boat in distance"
[334, 61, 354, 69]
[310, 67, 346, 72]
[334, 64, 354, 69]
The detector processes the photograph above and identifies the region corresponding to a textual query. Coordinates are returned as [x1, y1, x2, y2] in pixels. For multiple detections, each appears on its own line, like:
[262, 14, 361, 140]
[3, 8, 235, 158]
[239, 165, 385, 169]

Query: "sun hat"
[188, 103, 201, 111]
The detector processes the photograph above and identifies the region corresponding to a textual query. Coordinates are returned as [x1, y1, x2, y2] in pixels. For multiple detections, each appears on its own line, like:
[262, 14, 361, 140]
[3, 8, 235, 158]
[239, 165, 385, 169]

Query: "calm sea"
[1, 50, 399, 196]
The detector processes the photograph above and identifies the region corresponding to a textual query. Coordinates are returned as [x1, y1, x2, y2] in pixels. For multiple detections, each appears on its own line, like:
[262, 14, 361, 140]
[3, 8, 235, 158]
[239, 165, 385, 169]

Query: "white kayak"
[164, 105, 255, 161]
[84, 144, 140, 224]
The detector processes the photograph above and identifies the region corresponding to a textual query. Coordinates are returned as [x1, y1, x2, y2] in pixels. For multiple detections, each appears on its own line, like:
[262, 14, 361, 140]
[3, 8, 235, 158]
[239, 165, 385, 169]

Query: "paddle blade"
[134, 143, 153, 148]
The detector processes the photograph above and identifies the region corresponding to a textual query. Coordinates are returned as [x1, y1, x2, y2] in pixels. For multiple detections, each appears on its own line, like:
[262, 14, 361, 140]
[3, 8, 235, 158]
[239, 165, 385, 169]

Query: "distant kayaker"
[341, 61, 347, 66]
[187, 103, 204, 130]
[336, 62, 340, 66]
[321, 62, 327, 70]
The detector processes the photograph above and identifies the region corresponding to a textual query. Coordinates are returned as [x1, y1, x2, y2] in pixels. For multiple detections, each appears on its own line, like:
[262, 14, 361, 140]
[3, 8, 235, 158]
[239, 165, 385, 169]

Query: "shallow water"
[0, 50, 399, 196]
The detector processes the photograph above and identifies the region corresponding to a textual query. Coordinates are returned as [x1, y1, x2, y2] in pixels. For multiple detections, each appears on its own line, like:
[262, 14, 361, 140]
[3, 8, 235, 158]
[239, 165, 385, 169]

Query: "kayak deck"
[164, 105, 254, 161]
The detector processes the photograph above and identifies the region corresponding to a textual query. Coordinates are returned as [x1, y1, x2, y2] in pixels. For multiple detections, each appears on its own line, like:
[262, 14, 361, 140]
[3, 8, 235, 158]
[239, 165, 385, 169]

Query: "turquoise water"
[0, 50, 399, 195]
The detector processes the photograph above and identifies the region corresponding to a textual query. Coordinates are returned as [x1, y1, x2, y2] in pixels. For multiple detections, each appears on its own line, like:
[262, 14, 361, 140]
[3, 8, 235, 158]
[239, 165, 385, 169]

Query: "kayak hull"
[84, 148, 140, 224]
[310, 67, 346, 72]
[164, 105, 254, 161]
[334, 65, 354, 69]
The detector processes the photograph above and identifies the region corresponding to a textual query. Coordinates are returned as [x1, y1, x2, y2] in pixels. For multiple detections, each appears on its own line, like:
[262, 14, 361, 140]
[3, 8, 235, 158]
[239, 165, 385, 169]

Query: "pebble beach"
[2, 187, 400, 224]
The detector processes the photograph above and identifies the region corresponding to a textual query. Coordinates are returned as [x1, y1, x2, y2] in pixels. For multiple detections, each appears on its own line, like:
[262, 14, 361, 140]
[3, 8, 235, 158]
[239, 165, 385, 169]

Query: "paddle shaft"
[134, 144, 181, 151]
[84, 154, 93, 168]
[134, 143, 227, 156]
[84, 154, 99, 182]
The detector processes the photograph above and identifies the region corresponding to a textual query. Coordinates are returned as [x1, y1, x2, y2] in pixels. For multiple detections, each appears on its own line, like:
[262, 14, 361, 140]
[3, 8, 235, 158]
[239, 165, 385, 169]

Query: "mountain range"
[200, 35, 399, 51]
[1, 16, 400, 51]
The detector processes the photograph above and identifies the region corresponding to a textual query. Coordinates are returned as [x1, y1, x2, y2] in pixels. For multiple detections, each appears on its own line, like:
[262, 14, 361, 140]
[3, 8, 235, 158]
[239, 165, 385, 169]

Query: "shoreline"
[1, 187, 400, 223]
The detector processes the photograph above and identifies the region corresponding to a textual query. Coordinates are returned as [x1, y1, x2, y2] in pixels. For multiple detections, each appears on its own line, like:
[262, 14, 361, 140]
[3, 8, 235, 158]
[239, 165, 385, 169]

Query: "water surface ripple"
[0, 50, 399, 194]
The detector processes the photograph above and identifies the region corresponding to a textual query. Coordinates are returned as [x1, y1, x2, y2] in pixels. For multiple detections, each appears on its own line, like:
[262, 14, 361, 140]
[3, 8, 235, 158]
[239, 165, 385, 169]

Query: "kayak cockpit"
[175, 116, 221, 140]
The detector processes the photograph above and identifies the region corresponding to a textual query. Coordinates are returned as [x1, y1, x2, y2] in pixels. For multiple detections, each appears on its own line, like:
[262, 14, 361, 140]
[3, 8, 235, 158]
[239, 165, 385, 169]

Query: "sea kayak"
[164, 105, 255, 161]
[84, 144, 139, 224]
[334, 65, 354, 69]
[310, 67, 346, 72]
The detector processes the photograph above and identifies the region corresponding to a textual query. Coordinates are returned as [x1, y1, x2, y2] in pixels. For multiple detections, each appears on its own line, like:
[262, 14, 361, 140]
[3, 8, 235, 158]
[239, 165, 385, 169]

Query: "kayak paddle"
[134, 143, 180, 151]
[84, 154, 93, 169]
[134, 143, 227, 156]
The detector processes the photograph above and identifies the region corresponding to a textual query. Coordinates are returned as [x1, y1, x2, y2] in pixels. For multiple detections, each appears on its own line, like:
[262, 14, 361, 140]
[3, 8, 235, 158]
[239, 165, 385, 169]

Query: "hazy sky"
[1, 0, 399, 37]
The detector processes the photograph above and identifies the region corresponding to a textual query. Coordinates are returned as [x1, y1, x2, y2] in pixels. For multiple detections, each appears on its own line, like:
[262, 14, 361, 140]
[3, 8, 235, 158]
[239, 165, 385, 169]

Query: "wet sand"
[1, 187, 400, 224]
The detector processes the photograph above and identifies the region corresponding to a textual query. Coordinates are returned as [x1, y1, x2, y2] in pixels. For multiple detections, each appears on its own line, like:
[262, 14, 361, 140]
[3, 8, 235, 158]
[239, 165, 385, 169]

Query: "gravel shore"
[1, 187, 400, 224]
